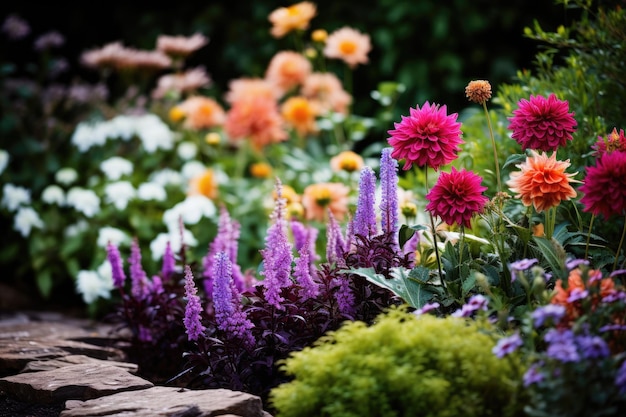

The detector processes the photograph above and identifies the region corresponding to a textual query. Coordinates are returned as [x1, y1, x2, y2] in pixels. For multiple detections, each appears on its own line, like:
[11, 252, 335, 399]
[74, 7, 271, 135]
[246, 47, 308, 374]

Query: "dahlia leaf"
[533, 236, 566, 277]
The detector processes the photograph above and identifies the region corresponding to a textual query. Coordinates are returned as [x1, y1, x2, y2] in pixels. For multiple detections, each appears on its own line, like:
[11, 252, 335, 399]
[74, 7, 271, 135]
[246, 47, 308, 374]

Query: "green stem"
[545, 206, 556, 241]
[584, 213, 595, 260]
[458, 225, 465, 279]
[482, 101, 502, 194]
[613, 216, 626, 272]
[425, 169, 445, 288]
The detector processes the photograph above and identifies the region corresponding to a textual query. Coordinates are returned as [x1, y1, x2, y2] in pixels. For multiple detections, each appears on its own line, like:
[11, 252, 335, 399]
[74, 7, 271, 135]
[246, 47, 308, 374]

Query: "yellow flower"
[274, 184, 301, 206]
[250, 162, 273, 179]
[205, 132, 221, 146]
[281, 96, 318, 137]
[188, 169, 218, 199]
[169, 106, 186, 123]
[268, 1, 317, 38]
[311, 29, 327, 43]
[330, 150, 364, 173]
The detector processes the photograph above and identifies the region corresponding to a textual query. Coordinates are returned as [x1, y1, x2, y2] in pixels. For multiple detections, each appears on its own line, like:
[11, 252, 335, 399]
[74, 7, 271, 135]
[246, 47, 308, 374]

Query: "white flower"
[71, 121, 108, 152]
[1, 183, 31, 211]
[149, 168, 184, 187]
[41, 184, 65, 205]
[150, 229, 197, 261]
[107, 115, 137, 141]
[76, 266, 113, 304]
[97, 226, 130, 248]
[55, 167, 78, 185]
[104, 181, 135, 210]
[13, 206, 44, 237]
[0, 149, 9, 175]
[65, 220, 89, 237]
[135, 114, 175, 153]
[177, 141, 198, 160]
[100, 156, 133, 181]
[66, 187, 101, 217]
[137, 182, 167, 201]
[163, 195, 216, 229]
[181, 160, 206, 180]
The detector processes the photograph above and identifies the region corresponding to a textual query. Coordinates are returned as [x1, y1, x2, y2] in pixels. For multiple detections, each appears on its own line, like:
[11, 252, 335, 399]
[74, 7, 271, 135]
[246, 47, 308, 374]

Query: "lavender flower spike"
[106, 241, 126, 289]
[326, 210, 347, 265]
[294, 235, 319, 301]
[128, 238, 150, 300]
[380, 147, 399, 250]
[260, 178, 294, 309]
[183, 265, 205, 341]
[213, 251, 254, 348]
[161, 240, 176, 281]
[353, 166, 378, 238]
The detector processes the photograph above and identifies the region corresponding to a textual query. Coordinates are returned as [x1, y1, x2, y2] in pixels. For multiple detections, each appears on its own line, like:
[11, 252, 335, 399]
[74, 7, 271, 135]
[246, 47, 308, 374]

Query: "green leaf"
[533, 236, 565, 275]
[349, 266, 441, 309]
[37, 270, 53, 299]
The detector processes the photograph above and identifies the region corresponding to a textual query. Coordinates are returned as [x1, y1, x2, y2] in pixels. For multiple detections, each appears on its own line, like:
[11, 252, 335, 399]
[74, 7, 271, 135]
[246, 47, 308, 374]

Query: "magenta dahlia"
[579, 150, 626, 219]
[425, 167, 488, 228]
[387, 101, 463, 171]
[508, 93, 576, 152]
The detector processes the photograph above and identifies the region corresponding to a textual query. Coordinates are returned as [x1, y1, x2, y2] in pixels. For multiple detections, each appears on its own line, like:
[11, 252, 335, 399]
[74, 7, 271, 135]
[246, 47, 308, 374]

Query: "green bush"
[269, 307, 526, 417]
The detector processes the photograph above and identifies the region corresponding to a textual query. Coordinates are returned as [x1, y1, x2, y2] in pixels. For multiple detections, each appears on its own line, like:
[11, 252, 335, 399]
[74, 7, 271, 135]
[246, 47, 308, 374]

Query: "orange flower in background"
[274, 184, 301, 206]
[250, 162, 273, 178]
[281, 96, 318, 137]
[268, 1, 317, 38]
[224, 77, 278, 105]
[506, 150, 578, 212]
[265, 51, 312, 96]
[224, 96, 288, 150]
[552, 267, 616, 323]
[311, 29, 327, 43]
[302, 182, 350, 222]
[301, 72, 351, 114]
[152, 67, 211, 99]
[188, 168, 218, 199]
[330, 150, 364, 173]
[178, 96, 226, 130]
[323, 26, 371, 68]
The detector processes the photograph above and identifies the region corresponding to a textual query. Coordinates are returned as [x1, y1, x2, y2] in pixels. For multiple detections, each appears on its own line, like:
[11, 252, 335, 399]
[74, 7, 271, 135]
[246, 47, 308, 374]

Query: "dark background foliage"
[2, 0, 567, 116]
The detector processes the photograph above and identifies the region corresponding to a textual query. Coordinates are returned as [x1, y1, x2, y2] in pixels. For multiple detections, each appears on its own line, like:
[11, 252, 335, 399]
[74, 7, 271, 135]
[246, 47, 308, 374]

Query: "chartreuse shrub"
[269, 307, 526, 417]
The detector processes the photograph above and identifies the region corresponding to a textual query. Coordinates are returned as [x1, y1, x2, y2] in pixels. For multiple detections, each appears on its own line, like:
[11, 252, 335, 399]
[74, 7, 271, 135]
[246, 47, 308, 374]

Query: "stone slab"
[21, 354, 138, 374]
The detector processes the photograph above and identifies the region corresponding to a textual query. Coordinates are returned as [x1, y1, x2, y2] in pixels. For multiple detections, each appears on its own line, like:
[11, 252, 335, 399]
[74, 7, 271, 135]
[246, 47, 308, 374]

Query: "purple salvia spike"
[260, 178, 294, 309]
[403, 232, 420, 268]
[151, 275, 164, 295]
[333, 276, 355, 317]
[106, 241, 126, 289]
[183, 265, 205, 341]
[128, 238, 150, 300]
[213, 251, 255, 348]
[326, 210, 347, 265]
[161, 240, 176, 281]
[294, 235, 319, 301]
[353, 166, 378, 238]
[291, 219, 309, 253]
[307, 225, 320, 264]
[380, 147, 400, 250]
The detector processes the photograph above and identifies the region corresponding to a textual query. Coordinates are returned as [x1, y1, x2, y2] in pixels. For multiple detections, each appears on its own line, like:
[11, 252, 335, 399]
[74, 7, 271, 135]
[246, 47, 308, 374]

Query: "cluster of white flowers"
[1, 183, 43, 237]
[76, 260, 114, 304]
[71, 113, 175, 153]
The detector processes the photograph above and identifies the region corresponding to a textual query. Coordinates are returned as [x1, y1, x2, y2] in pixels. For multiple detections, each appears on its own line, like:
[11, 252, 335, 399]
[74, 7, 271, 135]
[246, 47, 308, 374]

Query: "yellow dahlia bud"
[401, 202, 418, 219]
[249, 162, 273, 179]
[465, 80, 492, 104]
[205, 132, 221, 146]
[169, 106, 186, 123]
[311, 29, 327, 43]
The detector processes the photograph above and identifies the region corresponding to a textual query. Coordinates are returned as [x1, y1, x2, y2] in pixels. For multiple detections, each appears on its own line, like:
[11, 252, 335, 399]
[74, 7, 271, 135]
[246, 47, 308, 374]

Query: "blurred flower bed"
[1, 1, 626, 416]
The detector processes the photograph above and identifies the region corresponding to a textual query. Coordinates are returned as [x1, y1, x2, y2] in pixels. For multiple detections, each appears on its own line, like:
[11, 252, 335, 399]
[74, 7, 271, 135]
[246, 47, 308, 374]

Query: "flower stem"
[545, 206, 556, 241]
[613, 216, 626, 272]
[584, 213, 595, 260]
[482, 101, 501, 194]
[425, 169, 445, 287]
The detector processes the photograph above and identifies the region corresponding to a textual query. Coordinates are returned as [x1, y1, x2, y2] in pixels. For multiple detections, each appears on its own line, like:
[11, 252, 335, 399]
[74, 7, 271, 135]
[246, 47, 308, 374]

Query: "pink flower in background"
[387, 101, 463, 171]
[224, 96, 288, 149]
[426, 167, 488, 228]
[579, 150, 626, 219]
[592, 127, 626, 156]
[156, 33, 208, 57]
[508, 93, 576, 152]
[301, 72, 351, 114]
[152, 67, 211, 99]
[265, 51, 312, 95]
[323, 27, 371, 68]
[81, 42, 172, 71]
[224, 77, 278, 105]
[1, 14, 30, 40]
[268, 1, 317, 38]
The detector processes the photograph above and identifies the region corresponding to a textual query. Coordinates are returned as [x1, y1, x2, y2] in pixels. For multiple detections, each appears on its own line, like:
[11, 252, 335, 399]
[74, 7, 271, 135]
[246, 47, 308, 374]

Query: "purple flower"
[616, 360, 626, 394]
[531, 304, 566, 328]
[106, 242, 126, 289]
[293, 236, 319, 301]
[380, 147, 399, 249]
[452, 294, 489, 317]
[34, 31, 65, 51]
[212, 252, 254, 348]
[291, 220, 309, 253]
[567, 288, 589, 303]
[403, 232, 420, 268]
[523, 364, 545, 387]
[161, 240, 176, 281]
[150, 275, 164, 295]
[492, 332, 523, 358]
[509, 258, 538, 282]
[602, 291, 626, 303]
[326, 210, 347, 265]
[545, 329, 580, 362]
[566, 258, 589, 270]
[183, 265, 205, 341]
[575, 335, 610, 359]
[1, 14, 30, 40]
[333, 276, 355, 317]
[138, 326, 153, 343]
[414, 302, 440, 316]
[352, 166, 378, 238]
[129, 238, 150, 300]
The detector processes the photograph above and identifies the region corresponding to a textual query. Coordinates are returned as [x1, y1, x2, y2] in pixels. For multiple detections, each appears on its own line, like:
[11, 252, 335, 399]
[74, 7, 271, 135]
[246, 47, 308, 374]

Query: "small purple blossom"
[509, 258, 538, 282]
[106, 241, 126, 289]
[129, 238, 150, 300]
[616, 360, 626, 394]
[150, 275, 164, 295]
[452, 294, 489, 317]
[380, 147, 399, 250]
[492, 332, 523, 358]
[523, 364, 545, 387]
[291, 220, 309, 253]
[544, 329, 580, 362]
[293, 235, 319, 301]
[34, 30, 65, 51]
[402, 231, 420, 268]
[326, 210, 347, 265]
[352, 166, 378, 238]
[602, 290, 626, 303]
[161, 240, 176, 281]
[414, 302, 440, 316]
[531, 304, 566, 328]
[575, 335, 610, 359]
[567, 288, 589, 303]
[333, 276, 355, 317]
[183, 265, 205, 341]
[138, 325, 153, 343]
[1, 14, 30, 39]
[566, 258, 589, 270]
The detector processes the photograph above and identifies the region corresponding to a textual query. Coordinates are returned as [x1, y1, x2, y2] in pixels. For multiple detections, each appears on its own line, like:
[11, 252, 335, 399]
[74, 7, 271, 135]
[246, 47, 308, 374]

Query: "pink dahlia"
[387, 101, 463, 171]
[592, 127, 626, 156]
[508, 93, 577, 152]
[579, 150, 626, 219]
[425, 167, 488, 228]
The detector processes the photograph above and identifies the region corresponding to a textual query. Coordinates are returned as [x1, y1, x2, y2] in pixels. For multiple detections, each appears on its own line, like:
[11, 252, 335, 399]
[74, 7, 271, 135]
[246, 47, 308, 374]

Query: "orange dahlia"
[268, 1, 317, 38]
[506, 151, 578, 212]
[302, 182, 350, 222]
